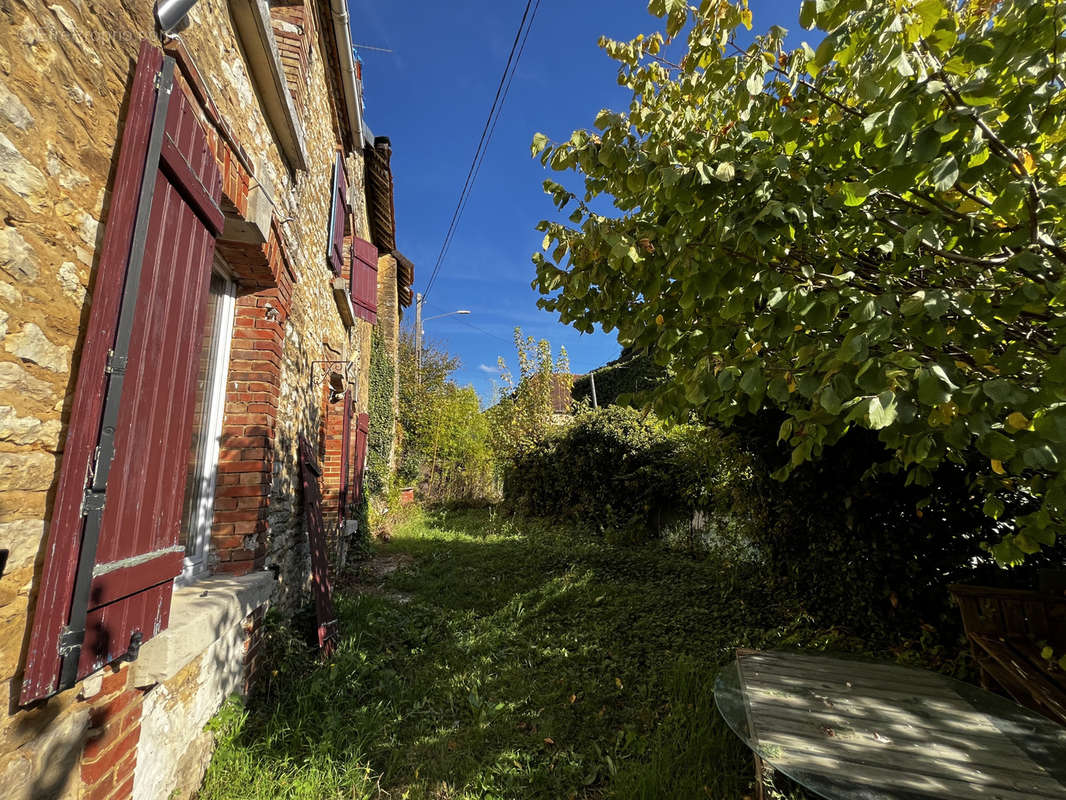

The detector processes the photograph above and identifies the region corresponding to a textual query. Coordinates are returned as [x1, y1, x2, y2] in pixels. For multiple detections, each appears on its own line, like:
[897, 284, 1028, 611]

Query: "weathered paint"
[20, 42, 224, 703]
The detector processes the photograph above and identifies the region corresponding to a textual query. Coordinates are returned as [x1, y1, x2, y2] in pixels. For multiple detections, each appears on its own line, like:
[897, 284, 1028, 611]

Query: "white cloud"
[478, 363, 500, 373]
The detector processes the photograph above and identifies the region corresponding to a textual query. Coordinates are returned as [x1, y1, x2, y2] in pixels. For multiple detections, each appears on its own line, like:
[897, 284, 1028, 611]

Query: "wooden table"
[714, 650, 1066, 799]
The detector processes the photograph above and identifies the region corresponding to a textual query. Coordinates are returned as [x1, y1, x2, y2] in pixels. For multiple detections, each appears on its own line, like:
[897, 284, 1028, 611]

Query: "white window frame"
[177, 256, 237, 586]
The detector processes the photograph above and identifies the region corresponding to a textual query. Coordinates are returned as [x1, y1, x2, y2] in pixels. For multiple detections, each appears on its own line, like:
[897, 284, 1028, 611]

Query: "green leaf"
[685, 381, 708, 405]
[900, 290, 926, 316]
[740, 366, 766, 394]
[746, 71, 764, 95]
[981, 432, 1017, 461]
[799, 0, 816, 29]
[911, 127, 940, 164]
[820, 384, 842, 414]
[531, 133, 550, 157]
[917, 365, 956, 405]
[868, 392, 898, 430]
[842, 181, 871, 206]
[984, 495, 1006, 520]
[929, 154, 959, 191]
[714, 162, 735, 182]
[914, 0, 943, 36]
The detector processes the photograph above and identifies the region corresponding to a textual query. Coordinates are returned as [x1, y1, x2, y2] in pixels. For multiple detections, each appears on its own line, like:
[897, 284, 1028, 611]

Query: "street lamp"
[414, 292, 470, 383]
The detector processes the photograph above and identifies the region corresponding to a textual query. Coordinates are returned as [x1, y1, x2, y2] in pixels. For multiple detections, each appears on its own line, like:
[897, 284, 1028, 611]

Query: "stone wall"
[0, 0, 380, 795]
[376, 253, 401, 471]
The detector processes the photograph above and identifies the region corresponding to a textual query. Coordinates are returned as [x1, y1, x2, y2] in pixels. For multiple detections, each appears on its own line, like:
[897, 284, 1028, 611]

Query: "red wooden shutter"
[20, 42, 224, 704]
[338, 390, 352, 520]
[351, 237, 378, 324]
[353, 412, 370, 501]
[328, 154, 348, 276]
[298, 436, 338, 654]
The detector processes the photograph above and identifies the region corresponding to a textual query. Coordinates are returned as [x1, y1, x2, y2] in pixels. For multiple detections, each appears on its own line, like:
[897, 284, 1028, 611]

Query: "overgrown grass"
[199, 507, 961, 799]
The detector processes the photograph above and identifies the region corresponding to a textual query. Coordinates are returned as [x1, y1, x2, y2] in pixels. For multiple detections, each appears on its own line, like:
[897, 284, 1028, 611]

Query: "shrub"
[712, 414, 1066, 633]
[503, 406, 717, 540]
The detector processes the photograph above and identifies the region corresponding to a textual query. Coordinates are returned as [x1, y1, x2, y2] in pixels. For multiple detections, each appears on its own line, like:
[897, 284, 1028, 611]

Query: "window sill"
[130, 571, 276, 688]
[333, 279, 356, 328]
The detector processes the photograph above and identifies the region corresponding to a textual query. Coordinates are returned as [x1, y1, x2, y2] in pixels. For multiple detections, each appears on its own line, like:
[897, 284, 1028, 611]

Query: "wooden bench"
[949, 583, 1066, 726]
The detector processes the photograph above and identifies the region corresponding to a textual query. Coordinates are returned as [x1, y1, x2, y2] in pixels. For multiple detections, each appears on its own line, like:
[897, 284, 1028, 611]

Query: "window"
[328, 153, 350, 275]
[19, 42, 228, 703]
[178, 259, 237, 584]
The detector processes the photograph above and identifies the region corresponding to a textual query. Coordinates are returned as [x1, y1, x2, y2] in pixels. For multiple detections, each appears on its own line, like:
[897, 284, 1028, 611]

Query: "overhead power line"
[451, 0, 539, 250]
[421, 0, 541, 302]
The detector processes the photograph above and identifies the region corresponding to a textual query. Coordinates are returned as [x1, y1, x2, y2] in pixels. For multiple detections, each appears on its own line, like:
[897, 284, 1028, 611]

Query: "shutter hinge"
[153, 70, 170, 93]
[105, 350, 128, 375]
[57, 626, 84, 657]
[81, 490, 106, 516]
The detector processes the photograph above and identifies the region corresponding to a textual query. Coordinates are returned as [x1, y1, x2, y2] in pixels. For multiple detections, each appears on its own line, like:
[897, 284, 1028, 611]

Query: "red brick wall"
[269, 2, 310, 118]
[320, 382, 349, 529]
[80, 668, 142, 800]
[241, 606, 267, 696]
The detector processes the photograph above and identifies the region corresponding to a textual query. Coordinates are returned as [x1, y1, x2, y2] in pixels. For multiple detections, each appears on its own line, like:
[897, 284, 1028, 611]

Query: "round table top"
[714, 650, 1066, 800]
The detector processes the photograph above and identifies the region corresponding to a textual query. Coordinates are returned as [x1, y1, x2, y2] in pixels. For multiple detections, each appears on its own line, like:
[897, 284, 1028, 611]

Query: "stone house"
[0, 0, 412, 797]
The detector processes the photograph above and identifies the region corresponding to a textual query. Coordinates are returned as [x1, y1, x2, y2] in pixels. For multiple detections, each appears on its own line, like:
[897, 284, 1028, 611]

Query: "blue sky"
[349, 0, 811, 401]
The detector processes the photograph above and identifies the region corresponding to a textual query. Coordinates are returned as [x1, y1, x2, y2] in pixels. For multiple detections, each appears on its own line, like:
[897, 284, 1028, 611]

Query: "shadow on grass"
[199, 508, 852, 799]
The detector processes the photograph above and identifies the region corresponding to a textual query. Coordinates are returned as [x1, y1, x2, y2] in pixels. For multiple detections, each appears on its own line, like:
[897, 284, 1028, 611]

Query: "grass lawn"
[199, 507, 935, 799]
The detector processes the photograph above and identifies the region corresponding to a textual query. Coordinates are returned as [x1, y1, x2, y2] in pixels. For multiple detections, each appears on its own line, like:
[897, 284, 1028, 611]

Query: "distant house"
[550, 373, 576, 419]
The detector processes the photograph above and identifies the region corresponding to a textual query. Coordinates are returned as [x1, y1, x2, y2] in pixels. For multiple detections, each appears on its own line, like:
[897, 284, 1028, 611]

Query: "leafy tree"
[421, 383, 495, 503]
[396, 330, 495, 503]
[488, 328, 571, 462]
[532, 0, 1066, 561]
[397, 329, 460, 484]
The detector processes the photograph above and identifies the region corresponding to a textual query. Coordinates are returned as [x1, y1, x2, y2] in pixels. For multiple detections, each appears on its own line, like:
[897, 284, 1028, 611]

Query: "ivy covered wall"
[366, 329, 396, 496]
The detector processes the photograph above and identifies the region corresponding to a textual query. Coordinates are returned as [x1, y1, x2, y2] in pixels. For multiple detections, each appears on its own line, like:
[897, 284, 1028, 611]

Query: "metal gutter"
[329, 0, 364, 150]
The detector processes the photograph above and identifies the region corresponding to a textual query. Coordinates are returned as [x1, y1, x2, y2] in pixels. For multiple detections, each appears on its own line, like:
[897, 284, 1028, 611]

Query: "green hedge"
[502, 407, 1065, 633]
[503, 406, 720, 540]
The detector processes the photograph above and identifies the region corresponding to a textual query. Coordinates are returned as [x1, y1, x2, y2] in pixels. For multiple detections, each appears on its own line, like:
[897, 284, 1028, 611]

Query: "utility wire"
[450, 0, 541, 254]
[421, 0, 540, 302]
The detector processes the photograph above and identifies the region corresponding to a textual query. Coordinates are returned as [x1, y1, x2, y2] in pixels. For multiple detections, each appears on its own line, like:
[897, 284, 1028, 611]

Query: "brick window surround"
[213, 230, 295, 574]
[319, 380, 351, 531]
[269, 0, 313, 118]
[163, 38, 299, 578]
